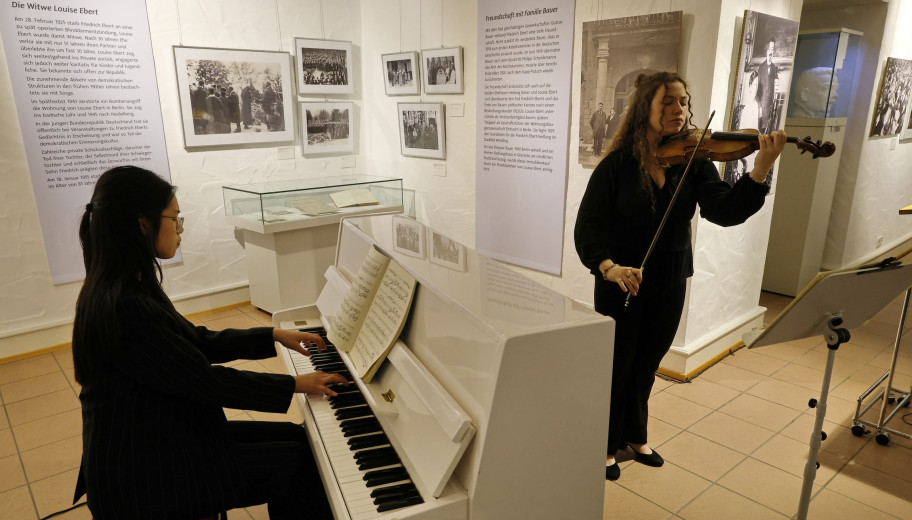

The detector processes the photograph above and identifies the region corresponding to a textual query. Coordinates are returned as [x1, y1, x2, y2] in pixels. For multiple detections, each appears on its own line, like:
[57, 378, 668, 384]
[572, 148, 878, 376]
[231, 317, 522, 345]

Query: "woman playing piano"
[72, 166, 347, 518]
[574, 72, 786, 481]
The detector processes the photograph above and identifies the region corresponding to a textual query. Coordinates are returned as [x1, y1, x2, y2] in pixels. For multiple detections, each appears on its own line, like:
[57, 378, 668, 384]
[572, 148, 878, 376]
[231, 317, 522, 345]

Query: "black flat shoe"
[632, 449, 664, 467]
[605, 462, 620, 481]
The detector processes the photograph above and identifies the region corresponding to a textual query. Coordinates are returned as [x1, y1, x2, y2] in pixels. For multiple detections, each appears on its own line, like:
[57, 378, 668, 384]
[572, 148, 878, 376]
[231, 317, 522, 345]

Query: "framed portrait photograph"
[300, 102, 354, 155]
[392, 216, 426, 259]
[429, 231, 466, 271]
[421, 46, 463, 94]
[173, 46, 295, 148]
[294, 38, 354, 95]
[870, 57, 912, 138]
[381, 51, 420, 95]
[398, 102, 446, 159]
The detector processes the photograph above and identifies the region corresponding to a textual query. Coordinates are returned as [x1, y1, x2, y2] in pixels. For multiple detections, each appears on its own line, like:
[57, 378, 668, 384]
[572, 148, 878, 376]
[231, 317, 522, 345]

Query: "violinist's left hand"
[749, 130, 787, 183]
[273, 328, 327, 357]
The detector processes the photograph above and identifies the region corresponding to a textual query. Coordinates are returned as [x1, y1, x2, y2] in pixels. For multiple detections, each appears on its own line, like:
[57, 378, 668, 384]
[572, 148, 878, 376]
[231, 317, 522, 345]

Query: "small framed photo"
[421, 46, 463, 94]
[173, 46, 295, 148]
[392, 216, 426, 259]
[301, 102, 354, 155]
[381, 51, 420, 95]
[398, 102, 446, 159]
[429, 231, 466, 271]
[294, 38, 354, 95]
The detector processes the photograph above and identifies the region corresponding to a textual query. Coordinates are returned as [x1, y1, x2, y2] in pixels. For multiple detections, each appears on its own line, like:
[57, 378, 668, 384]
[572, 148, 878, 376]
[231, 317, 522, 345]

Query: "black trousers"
[594, 276, 686, 455]
[226, 421, 334, 520]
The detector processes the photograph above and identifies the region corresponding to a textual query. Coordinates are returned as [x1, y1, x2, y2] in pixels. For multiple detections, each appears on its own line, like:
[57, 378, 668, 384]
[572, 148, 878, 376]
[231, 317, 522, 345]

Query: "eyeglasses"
[161, 215, 184, 233]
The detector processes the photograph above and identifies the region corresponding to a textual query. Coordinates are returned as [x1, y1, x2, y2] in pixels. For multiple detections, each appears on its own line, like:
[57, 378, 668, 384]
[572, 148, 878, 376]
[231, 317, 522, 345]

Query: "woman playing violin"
[574, 71, 787, 481]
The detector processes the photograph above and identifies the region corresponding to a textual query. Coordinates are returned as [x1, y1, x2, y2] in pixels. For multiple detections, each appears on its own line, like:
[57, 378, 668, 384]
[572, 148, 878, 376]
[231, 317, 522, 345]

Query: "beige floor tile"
[647, 392, 713, 430]
[804, 394, 863, 428]
[698, 362, 767, 392]
[771, 363, 845, 392]
[784, 335, 825, 350]
[851, 442, 912, 484]
[806, 488, 899, 520]
[718, 394, 802, 432]
[721, 349, 790, 377]
[62, 368, 80, 394]
[190, 306, 244, 321]
[204, 314, 264, 331]
[793, 349, 859, 379]
[0, 355, 60, 386]
[842, 329, 895, 350]
[747, 378, 815, 411]
[869, 351, 912, 375]
[688, 411, 776, 455]
[846, 363, 893, 385]
[51, 349, 74, 370]
[677, 484, 787, 520]
[650, 376, 675, 396]
[53, 506, 92, 519]
[30, 468, 80, 519]
[831, 377, 879, 401]
[779, 415, 870, 460]
[859, 318, 904, 339]
[824, 341, 884, 365]
[0, 405, 8, 429]
[0, 454, 27, 492]
[664, 378, 740, 410]
[752, 434, 848, 483]
[5, 389, 80, 427]
[0, 372, 70, 404]
[243, 504, 266, 519]
[259, 352, 287, 374]
[718, 458, 818, 516]
[0, 485, 37, 520]
[826, 461, 912, 519]
[750, 342, 816, 362]
[12, 409, 82, 453]
[0, 428, 16, 458]
[248, 404, 303, 424]
[655, 431, 744, 481]
[645, 418, 682, 450]
[616, 461, 711, 512]
[20, 435, 82, 482]
[602, 480, 672, 520]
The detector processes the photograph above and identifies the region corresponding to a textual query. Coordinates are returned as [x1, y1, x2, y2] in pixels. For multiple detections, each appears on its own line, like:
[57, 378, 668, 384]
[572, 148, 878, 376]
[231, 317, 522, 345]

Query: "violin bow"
[625, 110, 716, 308]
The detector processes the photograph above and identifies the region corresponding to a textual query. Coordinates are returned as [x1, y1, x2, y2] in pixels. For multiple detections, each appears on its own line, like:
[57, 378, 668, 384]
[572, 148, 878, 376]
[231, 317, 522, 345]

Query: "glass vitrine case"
[786, 29, 862, 120]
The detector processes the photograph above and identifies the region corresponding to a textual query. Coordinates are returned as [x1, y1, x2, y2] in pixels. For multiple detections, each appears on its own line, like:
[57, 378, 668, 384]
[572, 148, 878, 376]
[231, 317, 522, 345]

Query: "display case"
[223, 175, 404, 313]
[786, 29, 862, 121]
[223, 175, 403, 234]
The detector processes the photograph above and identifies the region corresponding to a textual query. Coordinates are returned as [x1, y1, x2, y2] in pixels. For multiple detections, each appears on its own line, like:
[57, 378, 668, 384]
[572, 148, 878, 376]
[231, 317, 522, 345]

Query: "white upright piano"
[273, 215, 615, 520]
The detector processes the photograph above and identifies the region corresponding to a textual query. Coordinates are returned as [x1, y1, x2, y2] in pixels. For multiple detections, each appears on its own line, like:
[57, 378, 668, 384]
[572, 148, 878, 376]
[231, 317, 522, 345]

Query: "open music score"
[328, 246, 417, 382]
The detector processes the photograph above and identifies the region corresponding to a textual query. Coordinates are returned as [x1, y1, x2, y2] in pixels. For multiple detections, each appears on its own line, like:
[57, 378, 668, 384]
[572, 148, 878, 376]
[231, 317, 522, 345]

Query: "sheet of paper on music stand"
[329, 188, 379, 208]
[327, 246, 417, 382]
[290, 197, 340, 216]
[746, 264, 912, 349]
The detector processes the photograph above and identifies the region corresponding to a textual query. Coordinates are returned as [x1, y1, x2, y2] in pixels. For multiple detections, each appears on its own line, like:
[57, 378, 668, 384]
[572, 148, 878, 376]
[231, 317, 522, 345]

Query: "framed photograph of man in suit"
[382, 51, 420, 95]
[173, 46, 295, 149]
[398, 102, 446, 159]
[421, 47, 463, 94]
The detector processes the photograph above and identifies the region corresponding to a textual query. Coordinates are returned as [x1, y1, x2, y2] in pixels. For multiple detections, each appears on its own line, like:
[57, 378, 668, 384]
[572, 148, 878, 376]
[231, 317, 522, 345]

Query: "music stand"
[743, 262, 912, 520]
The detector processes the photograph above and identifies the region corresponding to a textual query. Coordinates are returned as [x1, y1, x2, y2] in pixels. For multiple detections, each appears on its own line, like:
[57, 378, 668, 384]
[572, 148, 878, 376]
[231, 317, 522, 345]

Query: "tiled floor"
[2, 295, 912, 519]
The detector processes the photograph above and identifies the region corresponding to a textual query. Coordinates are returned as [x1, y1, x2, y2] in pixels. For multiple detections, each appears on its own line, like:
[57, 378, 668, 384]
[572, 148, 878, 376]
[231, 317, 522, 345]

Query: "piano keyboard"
[290, 331, 424, 519]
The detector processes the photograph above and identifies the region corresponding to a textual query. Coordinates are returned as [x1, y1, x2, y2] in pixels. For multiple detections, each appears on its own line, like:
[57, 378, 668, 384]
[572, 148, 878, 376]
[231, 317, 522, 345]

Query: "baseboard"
[0, 285, 252, 364]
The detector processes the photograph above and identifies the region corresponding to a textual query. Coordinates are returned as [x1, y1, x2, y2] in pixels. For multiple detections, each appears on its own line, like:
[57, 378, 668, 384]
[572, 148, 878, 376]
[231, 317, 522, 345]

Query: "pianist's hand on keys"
[274, 328, 348, 396]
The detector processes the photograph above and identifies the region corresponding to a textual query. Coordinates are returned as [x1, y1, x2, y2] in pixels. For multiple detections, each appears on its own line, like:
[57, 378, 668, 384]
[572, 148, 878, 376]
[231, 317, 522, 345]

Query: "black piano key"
[374, 487, 421, 506]
[354, 447, 396, 462]
[335, 406, 372, 420]
[347, 434, 389, 450]
[340, 417, 379, 429]
[370, 483, 416, 498]
[364, 466, 409, 485]
[376, 495, 424, 512]
[358, 454, 400, 470]
[343, 425, 381, 438]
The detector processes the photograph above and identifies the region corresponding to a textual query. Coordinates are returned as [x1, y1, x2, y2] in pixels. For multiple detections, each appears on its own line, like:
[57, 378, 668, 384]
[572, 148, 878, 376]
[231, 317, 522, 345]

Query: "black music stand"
[743, 262, 912, 520]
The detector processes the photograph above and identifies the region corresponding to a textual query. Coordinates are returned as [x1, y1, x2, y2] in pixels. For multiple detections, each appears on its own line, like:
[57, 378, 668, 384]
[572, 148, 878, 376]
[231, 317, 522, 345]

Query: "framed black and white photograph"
[382, 51, 420, 95]
[902, 93, 912, 140]
[392, 216, 426, 259]
[578, 12, 682, 168]
[300, 102, 353, 155]
[174, 46, 294, 148]
[721, 10, 799, 187]
[870, 57, 912, 138]
[429, 231, 466, 271]
[398, 102, 446, 159]
[293, 38, 354, 95]
[421, 47, 463, 94]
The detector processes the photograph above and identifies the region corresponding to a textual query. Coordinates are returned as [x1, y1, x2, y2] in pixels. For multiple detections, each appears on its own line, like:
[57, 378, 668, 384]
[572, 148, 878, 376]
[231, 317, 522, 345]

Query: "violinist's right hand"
[604, 264, 642, 296]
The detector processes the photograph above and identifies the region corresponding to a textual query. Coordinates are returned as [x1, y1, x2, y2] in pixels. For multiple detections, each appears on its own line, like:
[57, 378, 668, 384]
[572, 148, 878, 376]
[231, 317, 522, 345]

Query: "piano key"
[369, 482, 418, 499]
[377, 495, 424, 512]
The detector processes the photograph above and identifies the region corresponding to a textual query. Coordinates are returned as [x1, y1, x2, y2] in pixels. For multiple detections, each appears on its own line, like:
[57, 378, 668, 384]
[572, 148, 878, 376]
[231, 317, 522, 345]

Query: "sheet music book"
[329, 188, 379, 208]
[327, 246, 417, 382]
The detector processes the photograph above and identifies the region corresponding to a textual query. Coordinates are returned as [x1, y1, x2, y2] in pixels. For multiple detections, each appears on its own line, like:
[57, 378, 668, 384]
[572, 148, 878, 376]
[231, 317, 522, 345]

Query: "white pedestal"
[762, 118, 846, 297]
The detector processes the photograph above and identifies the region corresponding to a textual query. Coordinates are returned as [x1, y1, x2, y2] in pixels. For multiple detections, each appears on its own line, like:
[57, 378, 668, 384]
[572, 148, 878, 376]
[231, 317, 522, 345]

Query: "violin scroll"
[796, 136, 835, 159]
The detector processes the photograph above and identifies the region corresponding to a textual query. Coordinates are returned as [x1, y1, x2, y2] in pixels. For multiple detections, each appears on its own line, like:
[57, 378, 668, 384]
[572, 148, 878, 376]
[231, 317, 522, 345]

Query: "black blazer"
[74, 293, 295, 519]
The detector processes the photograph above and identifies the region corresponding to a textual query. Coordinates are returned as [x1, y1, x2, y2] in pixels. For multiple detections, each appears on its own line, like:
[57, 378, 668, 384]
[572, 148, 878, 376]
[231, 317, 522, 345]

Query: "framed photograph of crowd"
[382, 51, 420, 95]
[421, 46, 463, 94]
[721, 10, 799, 188]
[293, 38, 354, 95]
[903, 97, 912, 140]
[173, 46, 295, 148]
[870, 57, 912, 138]
[392, 216, 426, 259]
[398, 102, 446, 159]
[429, 231, 466, 271]
[578, 11, 682, 168]
[300, 102, 354, 155]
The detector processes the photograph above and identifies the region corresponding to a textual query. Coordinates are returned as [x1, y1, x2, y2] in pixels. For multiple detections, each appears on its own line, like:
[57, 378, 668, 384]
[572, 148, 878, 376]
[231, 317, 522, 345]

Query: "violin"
[655, 128, 836, 165]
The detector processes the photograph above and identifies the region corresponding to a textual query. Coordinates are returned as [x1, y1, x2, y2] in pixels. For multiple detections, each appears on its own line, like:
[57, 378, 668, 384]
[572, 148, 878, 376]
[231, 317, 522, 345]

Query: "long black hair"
[73, 166, 189, 384]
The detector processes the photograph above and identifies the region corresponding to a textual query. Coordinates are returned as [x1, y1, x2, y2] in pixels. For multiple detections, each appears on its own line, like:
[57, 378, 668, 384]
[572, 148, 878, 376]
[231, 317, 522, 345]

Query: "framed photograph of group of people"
[380, 47, 464, 96]
[391, 215, 466, 271]
[397, 102, 446, 159]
